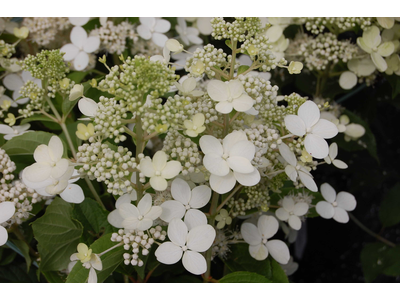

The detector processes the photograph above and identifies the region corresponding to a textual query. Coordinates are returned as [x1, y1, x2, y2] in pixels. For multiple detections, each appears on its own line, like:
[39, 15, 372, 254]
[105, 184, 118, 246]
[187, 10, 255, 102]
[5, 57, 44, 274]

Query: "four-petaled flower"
[200, 131, 260, 194]
[60, 26, 100, 71]
[139, 151, 182, 191]
[155, 218, 216, 275]
[107, 193, 162, 231]
[215, 209, 232, 229]
[207, 80, 254, 114]
[275, 196, 309, 230]
[0, 123, 31, 140]
[316, 183, 357, 223]
[278, 143, 318, 192]
[241, 215, 290, 264]
[184, 113, 206, 137]
[284, 100, 338, 159]
[160, 178, 211, 230]
[137, 17, 171, 48]
[324, 143, 348, 169]
[70, 243, 102, 283]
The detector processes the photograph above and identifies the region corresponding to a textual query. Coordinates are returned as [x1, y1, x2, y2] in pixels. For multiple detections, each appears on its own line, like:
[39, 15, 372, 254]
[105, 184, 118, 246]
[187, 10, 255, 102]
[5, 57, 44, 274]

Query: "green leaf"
[20, 114, 58, 125]
[0, 247, 17, 266]
[0, 263, 39, 283]
[237, 65, 250, 75]
[41, 271, 66, 283]
[31, 197, 83, 272]
[379, 183, 400, 227]
[67, 71, 89, 84]
[1, 131, 67, 158]
[66, 233, 124, 283]
[268, 256, 289, 283]
[223, 243, 272, 278]
[72, 197, 115, 244]
[9, 239, 32, 272]
[225, 40, 232, 49]
[360, 242, 400, 282]
[219, 271, 272, 283]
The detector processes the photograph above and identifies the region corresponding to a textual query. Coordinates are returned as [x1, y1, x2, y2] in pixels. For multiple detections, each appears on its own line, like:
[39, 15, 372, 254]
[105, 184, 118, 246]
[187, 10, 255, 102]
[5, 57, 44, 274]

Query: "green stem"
[135, 116, 144, 201]
[349, 213, 395, 248]
[204, 192, 220, 282]
[216, 184, 243, 212]
[229, 40, 237, 80]
[84, 176, 105, 209]
[60, 122, 77, 160]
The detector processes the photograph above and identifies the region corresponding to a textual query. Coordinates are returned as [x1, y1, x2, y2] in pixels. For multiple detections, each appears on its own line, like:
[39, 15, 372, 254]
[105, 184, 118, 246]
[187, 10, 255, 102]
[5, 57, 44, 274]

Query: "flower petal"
[60, 44, 79, 61]
[137, 24, 152, 40]
[160, 200, 185, 222]
[3, 73, 23, 91]
[184, 209, 208, 231]
[23, 163, 52, 182]
[139, 157, 155, 178]
[241, 222, 261, 245]
[298, 101, 320, 128]
[152, 32, 168, 48]
[137, 194, 152, 215]
[0, 202, 15, 223]
[378, 42, 395, 57]
[199, 135, 223, 156]
[312, 119, 338, 139]
[320, 183, 336, 203]
[275, 208, 289, 221]
[187, 224, 215, 252]
[150, 176, 168, 191]
[136, 218, 153, 231]
[78, 97, 98, 117]
[294, 202, 309, 216]
[69, 17, 90, 26]
[227, 156, 254, 174]
[59, 184, 84, 203]
[161, 161, 182, 179]
[154, 19, 171, 33]
[234, 168, 260, 186]
[203, 153, 229, 176]
[298, 170, 318, 192]
[284, 115, 306, 137]
[339, 71, 358, 90]
[258, 215, 279, 239]
[73, 51, 89, 71]
[171, 178, 191, 205]
[288, 215, 302, 230]
[304, 133, 329, 159]
[215, 101, 233, 114]
[228, 80, 245, 99]
[71, 26, 87, 49]
[51, 159, 70, 179]
[0, 226, 8, 246]
[222, 131, 248, 153]
[118, 203, 139, 219]
[278, 143, 297, 167]
[371, 52, 387, 72]
[209, 172, 236, 194]
[336, 191, 357, 211]
[282, 197, 295, 212]
[285, 165, 298, 182]
[332, 159, 348, 169]
[316, 201, 335, 219]
[228, 140, 255, 161]
[48, 136, 64, 161]
[333, 207, 350, 223]
[168, 218, 188, 247]
[155, 242, 183, 264]
[83, 36, 100, 54]
[182, 250, 207, 275]
[207, 80, 229, 102]
[189, 185, 211, 209]
[249, 244, 268, 260]
[107, 210, 124, 228]
[363, 26, 381, 49]
[266, 240, 290, 264]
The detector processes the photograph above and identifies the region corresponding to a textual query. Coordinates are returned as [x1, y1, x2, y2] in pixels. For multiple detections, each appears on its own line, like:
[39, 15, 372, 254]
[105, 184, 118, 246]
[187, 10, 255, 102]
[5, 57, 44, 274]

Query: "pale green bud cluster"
[18, 81, 45, 118]
[211, 17, 263, 42]
[185, 44, 227, 78]
[303, 17, 373, 35]
[292, 32, 358, 71]
[21, 49, 69, 81]
[0, 40, 16, 59]
[162, 130, 202, 175]
[93, 96, 128, 143]
[240, 35, 278, 71]
[112, 227, 166, 267]
[76, 142, 137, 196]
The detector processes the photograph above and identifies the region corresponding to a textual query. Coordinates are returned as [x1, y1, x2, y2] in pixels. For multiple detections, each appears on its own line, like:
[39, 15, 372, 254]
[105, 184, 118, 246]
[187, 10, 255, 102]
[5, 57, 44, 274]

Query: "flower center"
[222, 153, 229, 160]
[332, 201, 338, 207]
[306, 127, 312, 133]
[262, 238, 268, 244]
[155, 171, 161, 176]
[289, 211, 294, 215]
[138, 215, 144, 220]
[181, 245, 187, 252]
[185, 204, 190, 210]
[192, 125, 198, 130]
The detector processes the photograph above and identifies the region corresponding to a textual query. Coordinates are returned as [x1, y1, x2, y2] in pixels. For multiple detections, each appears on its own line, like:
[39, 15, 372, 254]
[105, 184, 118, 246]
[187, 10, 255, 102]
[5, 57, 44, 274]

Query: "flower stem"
[204, 192, 220, 282]
[84, 176, 105, 209]
[135, 116, 144, 201]
[216, 184, 243, 212]
[349, 213, 395, 248]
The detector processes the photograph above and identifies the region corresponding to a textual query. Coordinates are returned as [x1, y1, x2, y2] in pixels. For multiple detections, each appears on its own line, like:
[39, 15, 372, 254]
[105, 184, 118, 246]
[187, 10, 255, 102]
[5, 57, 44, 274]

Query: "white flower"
[357, 25, 395, 72]
[339, 71, 358, 90]
[280, 256, 299, 276]
[241, 215, 290, 264]
[184, 113, 206, 137]
[60, 26, 100, 71]
[69, 17, 90, 27]
[348, 57, 376, 77]
[0, 202, 15, 246]
[160, 178, 210, 230]
[200, 131, 260, 194]
[176, 18, 202, 46]
[23, 167, 85, 204]
[69, 84, 84, 101]
[22, 136, 69, 183]
[284, 100, 338, 159]
[288, 61, 303, 74]
[215, 209, 232, 229]
[195, 18, 213, 35]
[139, 151, 182, 191]
[155, 218, 215, 275]
[275, 196, 309, 230]
[278, 143, 318, 192]
[320, 112, 346, 133]
[0, 123, 31, 140]
[207, 80, 254, 114]
[78, 97, 98, 118]
[165, 39, 184, 54]
[344, 124, 366, 142]
[316, 183, 356, 223]
[137, 17, 171, 48]
[174, 77, 204, 97]
[150, 46, 170, 64]
[3, 70, 41, 106]
[324, 143, 348, 169]
[70, 243, 102, 283]
[108, 194, 161, 231]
